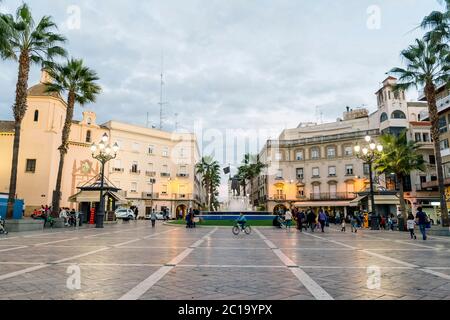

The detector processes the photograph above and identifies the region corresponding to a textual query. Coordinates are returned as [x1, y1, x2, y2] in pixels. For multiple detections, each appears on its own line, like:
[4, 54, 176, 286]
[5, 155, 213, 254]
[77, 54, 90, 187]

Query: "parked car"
[115, 208, 135, 220]
[145, 212, 166, 220]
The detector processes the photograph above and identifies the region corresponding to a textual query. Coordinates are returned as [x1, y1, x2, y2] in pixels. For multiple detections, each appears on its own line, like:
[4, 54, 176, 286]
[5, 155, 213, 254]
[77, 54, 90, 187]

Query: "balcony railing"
[273, 194, 287, 201]
[267, 129, 380, 148]
[309, 192, 356, 201]
[145, 171, 156, 177]
[142, 192, 159, 199]
[129, 169, 141, 174]
[177, 173, 189, 178]
[112, 168, 124, 173]
[161, 173, 171, 177]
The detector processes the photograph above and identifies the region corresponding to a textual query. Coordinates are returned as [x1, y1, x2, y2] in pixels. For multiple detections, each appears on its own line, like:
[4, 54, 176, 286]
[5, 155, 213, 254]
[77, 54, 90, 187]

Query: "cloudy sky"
[0, 0, 442, 198]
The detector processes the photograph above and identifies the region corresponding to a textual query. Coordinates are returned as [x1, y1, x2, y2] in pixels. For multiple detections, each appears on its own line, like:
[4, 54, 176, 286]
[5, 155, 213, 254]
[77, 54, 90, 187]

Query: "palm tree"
[195, 156, 221, 211]
[390, 37, 449, 227]
[237, 153, 266, 197]
[421, 0, 450, 44]
[0, 4, 66, 218]
[374, 131, 426, 222]
[44, 59, 101, 216]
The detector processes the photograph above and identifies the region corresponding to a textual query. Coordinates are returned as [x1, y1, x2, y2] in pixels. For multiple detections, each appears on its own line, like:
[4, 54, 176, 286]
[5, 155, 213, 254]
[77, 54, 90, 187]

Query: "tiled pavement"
[0, 221, 449, 300]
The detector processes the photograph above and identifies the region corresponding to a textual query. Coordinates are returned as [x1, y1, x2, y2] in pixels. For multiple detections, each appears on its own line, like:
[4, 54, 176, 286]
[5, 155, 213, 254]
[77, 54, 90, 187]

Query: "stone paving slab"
[0, 247, 107, 264]
[181, 248, 284, 266]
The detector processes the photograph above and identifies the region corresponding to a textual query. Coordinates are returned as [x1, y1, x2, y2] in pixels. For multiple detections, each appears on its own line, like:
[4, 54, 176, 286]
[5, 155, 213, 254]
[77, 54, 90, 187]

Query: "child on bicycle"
[236, 213, 247, 228]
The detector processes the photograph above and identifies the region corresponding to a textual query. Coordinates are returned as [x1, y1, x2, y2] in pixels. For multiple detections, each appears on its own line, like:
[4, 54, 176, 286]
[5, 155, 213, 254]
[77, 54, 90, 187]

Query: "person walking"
[350, 215, 358, 233]
[415, 207, 429, 241]
[297, 210, 306, 232]
[285, 209, 293, 232]
[150, 209, 157, 228]
[341, 218, 346, 232]
[407, 213, 417, 240]
[307, 208, 316, 232]
[318, 209, 327, 233]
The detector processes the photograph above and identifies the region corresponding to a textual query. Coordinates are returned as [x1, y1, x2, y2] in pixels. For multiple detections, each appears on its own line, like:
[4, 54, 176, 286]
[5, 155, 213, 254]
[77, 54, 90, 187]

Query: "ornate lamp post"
[354, 135, 383, 229]
[90, 133, 119, 228]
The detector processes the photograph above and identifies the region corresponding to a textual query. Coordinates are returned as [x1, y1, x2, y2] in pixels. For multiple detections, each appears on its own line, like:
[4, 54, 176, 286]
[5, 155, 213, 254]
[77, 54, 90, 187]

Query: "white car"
[145, 212, 166, 220]
[115, 208, 135, 220]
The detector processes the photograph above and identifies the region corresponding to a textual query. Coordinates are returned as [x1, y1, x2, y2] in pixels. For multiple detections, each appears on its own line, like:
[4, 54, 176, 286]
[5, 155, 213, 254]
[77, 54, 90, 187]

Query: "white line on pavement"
[254, 228, 334, 301]
[0, 246, 28, 253]
[0, 264, 48, 281]
[119, 228, 218, 300]
[34, 237, 79, 247]
[421, 269, 450, 280]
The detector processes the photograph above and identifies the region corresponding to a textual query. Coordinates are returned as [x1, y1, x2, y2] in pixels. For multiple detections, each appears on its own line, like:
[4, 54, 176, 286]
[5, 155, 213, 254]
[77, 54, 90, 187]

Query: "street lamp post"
[354, 135, 383, 230]
[90, 133, 119, 228]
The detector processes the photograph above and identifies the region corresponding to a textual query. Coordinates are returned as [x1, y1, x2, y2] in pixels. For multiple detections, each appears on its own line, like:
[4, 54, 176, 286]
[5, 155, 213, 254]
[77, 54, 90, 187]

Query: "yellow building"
[0, 71, 204, 218]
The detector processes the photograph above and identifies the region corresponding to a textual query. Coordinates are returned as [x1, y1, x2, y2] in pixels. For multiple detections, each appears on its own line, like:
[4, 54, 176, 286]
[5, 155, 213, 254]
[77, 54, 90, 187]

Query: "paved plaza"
[0, 222, 450, 300]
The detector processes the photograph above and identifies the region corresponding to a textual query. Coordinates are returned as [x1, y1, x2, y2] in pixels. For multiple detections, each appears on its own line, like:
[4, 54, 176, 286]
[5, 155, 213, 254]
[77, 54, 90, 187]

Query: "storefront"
[349, 193, 399, 216]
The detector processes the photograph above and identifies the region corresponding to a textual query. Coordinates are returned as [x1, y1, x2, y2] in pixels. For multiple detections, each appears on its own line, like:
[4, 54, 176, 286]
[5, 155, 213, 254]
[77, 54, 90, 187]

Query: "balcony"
[161, 173, 171, 177]
[172, 193, 191, 200]
[441, 148, 450, 158]
[309, 192, 356, 201]
[112, 168, 124, 173]
[142, 192, 159, 199]
[177, 173, 190, 178]
[273, 194, 287, 201]
[437, 95, 450, 113]
[129, 169, 141, 175]
[145, 171, 156, 177]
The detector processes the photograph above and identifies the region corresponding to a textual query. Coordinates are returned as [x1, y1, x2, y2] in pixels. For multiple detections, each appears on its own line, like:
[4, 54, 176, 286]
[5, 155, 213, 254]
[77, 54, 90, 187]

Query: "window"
[148, 163, 154, 171]
[275, 152, 282, 161]
[391, 110, 406, 119]
[161, 184, 168, 195]
[297, 186, 305, 197]
[131, 162, 139, 173]
[26, 159, 36, 173]
[344, 146, 353, 157]
[131, 182, 138, 193]
[180, 165, 187, 174]
[311, 148, 320, 160]
[363, 164, 370, 175]
[33, 110, 39, 122]
[312, 167, 320, 178]
[388, 91, 391, 99]
[162, 164, 169, 174]
[114, 159, 122, 170]
[440, 139, 449, 150]
[179, 148, 186, 158]
[276, 169, 283, 179]
[423, 133, 430, 142]
[380, 112, 388, 123]
[346, 183, 355, 194]
[132, 143, 140, 152]
[295, 151, 304, 161]
[415, 133, 422, 142]
[431, 175, 437, 181]
[439, 116, 448, 133]
[328, 166, 336, 177]
[86, 130, 91, 143]
[148, 145, 155, 155]
[296, 168, 304, 180]
[346, 165, 354, 176]
[429, 155, 436, 165]
[329, 184, 337, 198]
[445, 164, 450, 179]
[162, 147, 169, 157]
[313, 185, 320, 197]
[327, 147, 336, 158]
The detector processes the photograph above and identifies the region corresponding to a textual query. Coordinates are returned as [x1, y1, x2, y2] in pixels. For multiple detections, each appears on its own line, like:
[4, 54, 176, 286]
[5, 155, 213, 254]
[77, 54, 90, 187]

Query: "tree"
[374, 131, 426, 222]
[390, 37, 449, 227]
[195, 156, 221, 211]
[237, 154, 266, 197]
[421, 0, 450, 44]
[44, 59, 101, 216]
[0, 4, 66, 218]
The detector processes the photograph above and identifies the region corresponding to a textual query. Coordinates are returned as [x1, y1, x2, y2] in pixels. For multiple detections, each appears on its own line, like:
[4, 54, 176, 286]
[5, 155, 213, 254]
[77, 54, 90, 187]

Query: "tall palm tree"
[390, 37, 449, 227]
[238, 154, 266, 197]
[0, 4, 66, 218]
[44, 59, 101, 216]
[195, 156, 221, 211]
[374, 131, 426, 222]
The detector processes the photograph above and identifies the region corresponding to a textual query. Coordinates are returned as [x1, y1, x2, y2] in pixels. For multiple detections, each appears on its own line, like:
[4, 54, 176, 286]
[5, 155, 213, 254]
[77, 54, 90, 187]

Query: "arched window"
[391, 110, 406, 119]
[87, 118, 92, 125]
[380, 112, 388, 122]
[33, 110, 39, 122]
[86, 130, 91, 143]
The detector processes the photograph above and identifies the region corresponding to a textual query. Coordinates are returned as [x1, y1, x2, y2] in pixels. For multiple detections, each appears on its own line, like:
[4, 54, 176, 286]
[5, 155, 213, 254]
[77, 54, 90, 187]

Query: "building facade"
[252, 77, 440, 220]
[0, 72, 204, 218]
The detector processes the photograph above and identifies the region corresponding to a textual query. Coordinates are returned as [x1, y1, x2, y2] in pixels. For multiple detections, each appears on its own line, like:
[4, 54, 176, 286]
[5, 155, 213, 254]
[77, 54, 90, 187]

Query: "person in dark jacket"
[307, 208, 316, 232]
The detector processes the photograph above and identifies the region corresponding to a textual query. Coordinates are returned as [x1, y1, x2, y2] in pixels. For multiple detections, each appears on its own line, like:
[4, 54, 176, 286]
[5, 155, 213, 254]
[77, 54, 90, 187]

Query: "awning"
[293, 201, 352, 207]
[68, 190, 127, 204]
[349, 194, 400, 206]
[350, 195, 368, 207]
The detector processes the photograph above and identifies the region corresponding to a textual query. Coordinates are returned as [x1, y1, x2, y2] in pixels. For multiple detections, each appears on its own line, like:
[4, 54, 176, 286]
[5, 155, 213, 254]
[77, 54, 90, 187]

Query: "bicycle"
[232, 222, 252, 235]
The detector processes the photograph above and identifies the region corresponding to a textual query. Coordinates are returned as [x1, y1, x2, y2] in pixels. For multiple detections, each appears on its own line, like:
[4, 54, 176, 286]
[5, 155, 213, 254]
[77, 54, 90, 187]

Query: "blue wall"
[0, 199, 24, 220]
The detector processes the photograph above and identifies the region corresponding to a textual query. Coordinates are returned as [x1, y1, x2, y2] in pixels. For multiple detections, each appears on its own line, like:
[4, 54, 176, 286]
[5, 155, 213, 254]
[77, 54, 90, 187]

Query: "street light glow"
[365, 136, 371, 143]
[90, 143, 97, 153]
[354, 145, 361, 153]
[362, 148, 369, 155]
[377, 144, 383, 152]
[102, 133, 109, 143]
[370, 143, 376, 150]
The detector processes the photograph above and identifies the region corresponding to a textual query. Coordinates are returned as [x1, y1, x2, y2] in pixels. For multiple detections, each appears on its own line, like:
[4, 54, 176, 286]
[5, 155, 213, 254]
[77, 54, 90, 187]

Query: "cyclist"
[236, 213, 247, 229]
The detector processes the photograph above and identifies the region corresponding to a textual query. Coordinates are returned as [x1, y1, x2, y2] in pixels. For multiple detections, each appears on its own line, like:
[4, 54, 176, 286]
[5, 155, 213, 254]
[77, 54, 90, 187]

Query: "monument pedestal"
[5, 219, 44, 232]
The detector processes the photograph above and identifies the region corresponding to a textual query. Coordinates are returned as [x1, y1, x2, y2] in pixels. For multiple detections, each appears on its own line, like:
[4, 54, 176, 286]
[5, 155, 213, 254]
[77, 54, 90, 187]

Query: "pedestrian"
[134, 207, 139, 220]
[407, 213, 417, 240]
[415, 207, 429, 241]
[350, 215, 358, 233]
[307, 208, 316, 232]
[335, 211, 341, 225]
[318, 209, 327, 233]
[297, 210, 306, 232]
[186, 210, 192, 228]
[341, 218, 346, 232]
[285, 209, 293, 232]
[380, 215, 386, 230]
[150, 209, 157, 228]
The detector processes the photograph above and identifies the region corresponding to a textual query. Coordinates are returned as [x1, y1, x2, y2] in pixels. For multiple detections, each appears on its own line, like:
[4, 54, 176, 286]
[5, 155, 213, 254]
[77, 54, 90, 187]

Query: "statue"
[231, 175, 241, 197]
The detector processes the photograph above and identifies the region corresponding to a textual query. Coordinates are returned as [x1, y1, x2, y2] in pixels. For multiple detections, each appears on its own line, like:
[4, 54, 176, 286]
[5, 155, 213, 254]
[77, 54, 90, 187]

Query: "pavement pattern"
[0, 221, 449, 300]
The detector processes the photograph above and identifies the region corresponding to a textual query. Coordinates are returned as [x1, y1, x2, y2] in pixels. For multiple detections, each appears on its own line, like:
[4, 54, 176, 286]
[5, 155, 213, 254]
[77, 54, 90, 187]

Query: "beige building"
[0, 71, 204, 219]
[253, 77, 439, 219]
